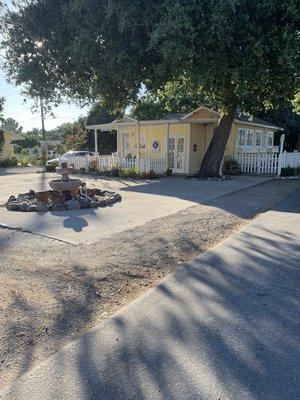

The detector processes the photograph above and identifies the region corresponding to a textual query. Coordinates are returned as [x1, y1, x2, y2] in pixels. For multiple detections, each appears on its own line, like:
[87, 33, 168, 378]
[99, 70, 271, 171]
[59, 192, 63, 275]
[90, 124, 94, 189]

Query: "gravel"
[0, 179, 299, 390]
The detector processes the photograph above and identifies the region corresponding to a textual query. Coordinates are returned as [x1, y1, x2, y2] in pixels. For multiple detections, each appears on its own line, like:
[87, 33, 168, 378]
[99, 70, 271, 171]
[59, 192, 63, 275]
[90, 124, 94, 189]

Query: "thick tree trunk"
[195, 107, 236, 178]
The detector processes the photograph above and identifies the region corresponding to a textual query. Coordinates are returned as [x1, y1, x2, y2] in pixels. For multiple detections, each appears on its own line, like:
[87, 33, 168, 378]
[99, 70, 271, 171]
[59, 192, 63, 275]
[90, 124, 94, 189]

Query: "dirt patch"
[0, 179, 299, 389]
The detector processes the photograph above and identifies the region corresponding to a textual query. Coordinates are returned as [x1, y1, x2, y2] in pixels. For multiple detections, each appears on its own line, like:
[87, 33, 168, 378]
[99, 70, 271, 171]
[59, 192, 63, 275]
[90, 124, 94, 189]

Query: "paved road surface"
[1, 190, 299, 400]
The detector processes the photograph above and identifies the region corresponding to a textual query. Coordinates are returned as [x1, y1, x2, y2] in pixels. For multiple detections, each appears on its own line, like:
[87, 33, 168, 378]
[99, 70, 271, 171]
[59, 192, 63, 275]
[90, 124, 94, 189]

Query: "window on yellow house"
[267, 132, 273, 147]
[238, 129, 246, 146]
[246, 130, 253, 147]
[255, 131, 262, 146]
[139, 132, 147, 149]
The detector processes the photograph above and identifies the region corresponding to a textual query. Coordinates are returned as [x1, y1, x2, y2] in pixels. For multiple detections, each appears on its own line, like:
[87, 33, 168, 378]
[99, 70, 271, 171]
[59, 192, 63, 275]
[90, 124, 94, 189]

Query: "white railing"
[236, 152, 279, 174]
[278, 151, 300, 172]
[59, 153, 167, 175]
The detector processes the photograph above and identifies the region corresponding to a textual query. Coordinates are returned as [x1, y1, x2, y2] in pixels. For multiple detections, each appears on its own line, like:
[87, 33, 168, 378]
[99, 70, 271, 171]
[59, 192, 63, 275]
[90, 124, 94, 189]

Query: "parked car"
[46, 151, 95, 169]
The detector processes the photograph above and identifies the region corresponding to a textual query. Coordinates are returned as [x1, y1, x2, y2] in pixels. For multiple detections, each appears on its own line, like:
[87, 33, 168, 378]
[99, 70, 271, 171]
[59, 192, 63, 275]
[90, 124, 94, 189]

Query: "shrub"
[0, 157, 18, 168]
[111, 167, 119, 177]
[139, 169, 157, 179]
[280, 166, 300, 177]
[18, 155, 31, 167]
[45, 164, 57, 172]
[222, 157, 241, 175]
[120, 167, 138, 178]
[89, 158, 99, 173]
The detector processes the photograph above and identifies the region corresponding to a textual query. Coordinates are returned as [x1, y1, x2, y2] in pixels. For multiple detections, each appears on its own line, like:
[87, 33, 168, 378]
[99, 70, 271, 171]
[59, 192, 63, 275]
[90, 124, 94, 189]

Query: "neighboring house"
[86, 106, 283, 174]
[0, 129, 23, 160]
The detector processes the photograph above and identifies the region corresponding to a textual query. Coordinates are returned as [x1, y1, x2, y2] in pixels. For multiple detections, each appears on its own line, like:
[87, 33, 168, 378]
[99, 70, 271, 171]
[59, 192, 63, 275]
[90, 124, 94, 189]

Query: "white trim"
[234, 119, 283, 131]
[86, 118, 218, 131]
[181, 106, 220, 120]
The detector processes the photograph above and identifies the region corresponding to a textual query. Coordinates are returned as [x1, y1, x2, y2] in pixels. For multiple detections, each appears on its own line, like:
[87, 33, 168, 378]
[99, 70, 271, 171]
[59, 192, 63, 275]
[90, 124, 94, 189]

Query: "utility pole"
[40, 97, 46, 163]
[40, 97, 45, 140]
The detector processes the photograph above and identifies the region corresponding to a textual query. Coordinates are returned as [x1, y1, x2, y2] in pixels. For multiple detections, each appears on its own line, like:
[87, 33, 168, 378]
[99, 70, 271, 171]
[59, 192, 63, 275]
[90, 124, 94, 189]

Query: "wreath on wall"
[0, 130, 4, 154]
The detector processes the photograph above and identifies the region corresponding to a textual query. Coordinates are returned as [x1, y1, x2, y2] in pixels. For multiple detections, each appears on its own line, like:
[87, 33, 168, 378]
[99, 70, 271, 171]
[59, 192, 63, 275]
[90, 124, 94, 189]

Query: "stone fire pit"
[6, 189, 121, 212]
[5, 162, 121, 212]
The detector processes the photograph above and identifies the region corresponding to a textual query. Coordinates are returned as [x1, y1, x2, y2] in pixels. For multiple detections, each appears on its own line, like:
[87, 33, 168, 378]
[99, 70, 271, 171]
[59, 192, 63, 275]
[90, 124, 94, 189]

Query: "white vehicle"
[46, 151, 95, 169]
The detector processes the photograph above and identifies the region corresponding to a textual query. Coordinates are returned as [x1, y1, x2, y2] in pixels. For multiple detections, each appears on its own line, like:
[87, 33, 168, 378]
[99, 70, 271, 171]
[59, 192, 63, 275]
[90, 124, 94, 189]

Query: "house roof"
[234, 113, 283, 130]
[161, 112, 188, 120]
[0, 129, 24, 141]
[86, 106, 283, 131]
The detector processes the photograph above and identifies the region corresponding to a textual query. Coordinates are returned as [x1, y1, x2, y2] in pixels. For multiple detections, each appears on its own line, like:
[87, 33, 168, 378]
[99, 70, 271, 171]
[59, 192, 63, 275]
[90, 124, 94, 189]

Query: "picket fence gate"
[59, 153, 167, 174]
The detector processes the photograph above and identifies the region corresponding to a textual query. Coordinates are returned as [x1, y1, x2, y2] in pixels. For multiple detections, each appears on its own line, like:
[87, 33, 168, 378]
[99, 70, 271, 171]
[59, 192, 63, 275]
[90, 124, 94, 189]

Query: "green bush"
[18, 155, 31, 167]
[120, 167, 138, 178]
[280, 166, 300, 177]
[222, 157, 241, 175]
[0, 157, 18, 168]
[45, 164, 57, 172]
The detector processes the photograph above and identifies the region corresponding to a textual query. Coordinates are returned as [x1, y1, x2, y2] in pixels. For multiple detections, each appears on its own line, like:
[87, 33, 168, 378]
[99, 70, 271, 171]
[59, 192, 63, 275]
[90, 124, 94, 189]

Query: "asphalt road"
[1, 190, 299, 400]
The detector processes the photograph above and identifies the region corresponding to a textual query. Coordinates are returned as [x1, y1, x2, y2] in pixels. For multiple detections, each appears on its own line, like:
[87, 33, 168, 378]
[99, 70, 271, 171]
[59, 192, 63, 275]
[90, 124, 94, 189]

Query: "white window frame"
[238, 129, 246, 146]
[139, 132, 147, 149]
[255, 131, 262, 147]
[267, 132, 273, 148]
[246, 130, 253, 147]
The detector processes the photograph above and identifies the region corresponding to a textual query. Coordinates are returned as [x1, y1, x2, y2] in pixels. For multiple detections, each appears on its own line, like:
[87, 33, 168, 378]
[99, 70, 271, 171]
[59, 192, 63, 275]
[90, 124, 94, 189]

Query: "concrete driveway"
[0, 170, 270, 244]
[1, 189, 299, 400]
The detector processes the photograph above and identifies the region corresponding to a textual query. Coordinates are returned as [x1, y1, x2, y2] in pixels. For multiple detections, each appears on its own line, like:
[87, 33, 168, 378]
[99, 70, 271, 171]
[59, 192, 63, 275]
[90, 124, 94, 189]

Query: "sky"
[0, 0, 89, 132]
[0, 70, 89, 132]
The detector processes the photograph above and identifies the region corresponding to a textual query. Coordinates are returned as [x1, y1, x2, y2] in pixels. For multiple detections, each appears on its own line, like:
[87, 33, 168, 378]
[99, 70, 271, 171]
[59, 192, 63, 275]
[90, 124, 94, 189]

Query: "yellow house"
[0, 129, 23, 160]
[87, 106, 282, 174]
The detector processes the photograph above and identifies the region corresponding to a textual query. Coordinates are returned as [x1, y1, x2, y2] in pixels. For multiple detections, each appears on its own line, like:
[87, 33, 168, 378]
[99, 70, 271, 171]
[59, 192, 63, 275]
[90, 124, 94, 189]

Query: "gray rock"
[36, 202, 49, 212]
[105, 197, 115, 206]
[7, 201, 20, 211]
[52, 203, 65, 211]
[19, 203, 29, 212]
[27, 204, 37, 212]
[66, 199, 81, 210]
[79, 196, 90, 209]
[97, 199, 106, 207]
[90, 201, 98, 208]
[8, 195, 17, 203]
[113, 193, 122, 202]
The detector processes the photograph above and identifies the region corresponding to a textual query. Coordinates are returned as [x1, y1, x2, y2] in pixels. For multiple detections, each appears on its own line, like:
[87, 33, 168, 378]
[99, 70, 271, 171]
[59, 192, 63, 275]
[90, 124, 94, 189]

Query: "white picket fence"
[59, 153, 167, 174]
[236, 151, 300, 175]
[278, 151, 300, 170]
[236, 152, 279, 174]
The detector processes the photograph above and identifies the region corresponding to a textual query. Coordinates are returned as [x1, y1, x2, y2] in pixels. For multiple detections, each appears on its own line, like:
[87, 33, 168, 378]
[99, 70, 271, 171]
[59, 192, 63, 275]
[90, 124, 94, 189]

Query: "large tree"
[2, 0, 299, 176]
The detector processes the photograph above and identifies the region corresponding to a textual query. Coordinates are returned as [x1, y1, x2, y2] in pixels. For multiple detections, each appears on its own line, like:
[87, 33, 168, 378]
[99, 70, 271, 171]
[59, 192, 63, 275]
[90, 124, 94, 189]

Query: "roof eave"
[234, 119, 284, 131]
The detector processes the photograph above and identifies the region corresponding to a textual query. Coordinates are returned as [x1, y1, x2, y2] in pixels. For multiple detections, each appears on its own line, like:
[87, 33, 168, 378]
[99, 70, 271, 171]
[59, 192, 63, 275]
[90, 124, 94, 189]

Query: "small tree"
[1, 117, 23, 134]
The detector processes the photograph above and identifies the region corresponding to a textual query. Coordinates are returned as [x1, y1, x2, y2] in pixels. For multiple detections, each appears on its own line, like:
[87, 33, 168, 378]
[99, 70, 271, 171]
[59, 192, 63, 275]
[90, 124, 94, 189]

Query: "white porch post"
[165, 123, 169, 169]
[137, 122, 140, 170]
[94, 128, 98, 155]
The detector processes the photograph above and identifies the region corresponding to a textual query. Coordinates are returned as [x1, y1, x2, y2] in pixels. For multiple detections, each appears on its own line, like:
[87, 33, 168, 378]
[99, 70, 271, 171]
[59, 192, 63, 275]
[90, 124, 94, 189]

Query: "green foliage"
[45, 163, 57, 172]
[120, 167, 138, 178]
[86, 103, 117, 153]
[0, 97, 4, 123]
[258, 106, 300, 151]
[2, 1, 299, 116]
[86, 103, 115, 125]
[0, 130, 4, 153]
[18, 155, 31, 167]
[0, 157, 18, 168]
[222, 157, 241, 175]
[19, 128, 41, 148]
[0, 117, 23, 133]
[281, 166, 300, 177]
[63, 118, 87, 150]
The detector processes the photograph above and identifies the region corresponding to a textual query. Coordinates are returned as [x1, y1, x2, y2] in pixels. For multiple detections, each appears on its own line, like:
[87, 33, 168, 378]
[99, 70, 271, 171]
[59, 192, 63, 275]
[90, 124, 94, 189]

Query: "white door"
[123, 132, 131, 157]
[168, 135, 185, 173]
